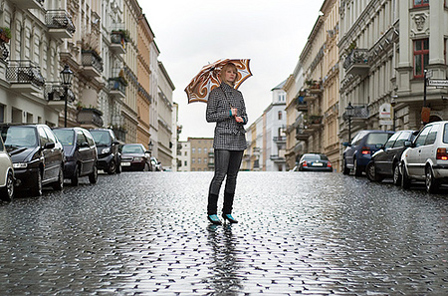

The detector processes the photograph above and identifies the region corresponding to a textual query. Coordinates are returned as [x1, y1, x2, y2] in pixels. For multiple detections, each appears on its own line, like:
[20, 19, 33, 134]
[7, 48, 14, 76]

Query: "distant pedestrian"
[206, 62, 248, 225]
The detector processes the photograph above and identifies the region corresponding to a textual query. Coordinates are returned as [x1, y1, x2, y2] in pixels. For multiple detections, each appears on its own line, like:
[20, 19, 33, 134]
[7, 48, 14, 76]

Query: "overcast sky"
[139, 0, 325, 141]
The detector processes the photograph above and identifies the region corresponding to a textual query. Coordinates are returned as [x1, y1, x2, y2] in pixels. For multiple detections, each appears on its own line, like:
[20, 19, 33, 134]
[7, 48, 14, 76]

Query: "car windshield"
[444, 124, 448, 143]
[53, 130, 75, 146]
[366, 133, 391, 145]
[303, 154, 328, 161]
[2, 126, 37, 148]
[122, 145, 144, 154]
[90, 131, 111, 146]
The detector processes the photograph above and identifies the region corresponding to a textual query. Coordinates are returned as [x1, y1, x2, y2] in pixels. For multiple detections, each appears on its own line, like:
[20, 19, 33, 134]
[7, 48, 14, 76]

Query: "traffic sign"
[428, 79, 448, 87]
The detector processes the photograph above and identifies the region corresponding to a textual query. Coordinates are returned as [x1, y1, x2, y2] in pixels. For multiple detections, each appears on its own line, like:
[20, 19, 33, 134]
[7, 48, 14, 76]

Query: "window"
[0, 104, 4, 123]
[414, 39, 429, 78]
[425, 126, 438, 145]
[184, 151, 187, 156]
[192, 158, 195, 163]
[198, 148, 201, 154]
[204, 148, 207, 154]
[198, 158, 201, 164]
[393, 131, 412, 148]
[384, 132, 400, 149]
[192, 148, 195, 154]
[414, 0, 428, 7]
[414, 126, 431, 147]
[184, 161, 187, 166]
[278, 111, 282, 120]
[204, 158, 207, 163]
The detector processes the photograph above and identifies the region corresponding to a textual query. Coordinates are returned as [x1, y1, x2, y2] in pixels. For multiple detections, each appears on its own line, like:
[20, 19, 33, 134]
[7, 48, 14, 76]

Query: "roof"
[271, 80, 287, 91]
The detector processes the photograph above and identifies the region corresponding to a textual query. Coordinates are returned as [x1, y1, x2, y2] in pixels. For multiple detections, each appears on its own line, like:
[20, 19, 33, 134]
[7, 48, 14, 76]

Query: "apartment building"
[189, 137, 214, 172]
[177, 140, 190, 172]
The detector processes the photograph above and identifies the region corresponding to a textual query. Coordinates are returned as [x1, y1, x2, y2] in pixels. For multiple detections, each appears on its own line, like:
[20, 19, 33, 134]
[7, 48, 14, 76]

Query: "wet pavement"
[0, 171, 448, 295]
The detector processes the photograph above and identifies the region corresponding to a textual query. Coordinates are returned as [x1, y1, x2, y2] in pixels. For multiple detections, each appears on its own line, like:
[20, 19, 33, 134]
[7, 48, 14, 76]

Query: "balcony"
[109, 31, 127, 55]
[6, 60, 45, 93]
[273, 136, 286, 144]
[112, 126, 127, 142]
[81, 50, 103, 78]
[295, 97, 308, 112]
[108, 77, 127, 99]
[10, 0, 44, 10]
[296, 127, 311, 141]
[343, 49, 369, 76]
[45, 82, 75, 110]
[270, 155, 285, 163]
[77, 108, 103, 128]
[46, 10, 75, 39]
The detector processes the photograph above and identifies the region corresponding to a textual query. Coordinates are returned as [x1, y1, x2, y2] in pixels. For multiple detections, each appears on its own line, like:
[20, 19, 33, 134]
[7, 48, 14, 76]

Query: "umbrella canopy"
[185, 59, 253, 104]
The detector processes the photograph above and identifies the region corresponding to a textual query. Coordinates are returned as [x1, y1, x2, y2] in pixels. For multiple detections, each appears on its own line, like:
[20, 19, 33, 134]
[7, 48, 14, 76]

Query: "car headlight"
[100, 147, 111, 154]
[133, 157, 143, 162]
[13, 163, 28, 169]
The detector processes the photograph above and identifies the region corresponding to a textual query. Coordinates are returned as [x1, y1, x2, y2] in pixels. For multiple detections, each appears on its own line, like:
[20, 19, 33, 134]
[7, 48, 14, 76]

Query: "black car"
[53, 127, 98, 185]
[297, 153, 333, 172]
[342, 130, 394, 176]
[366, 130, 418, 184]
[90, 128, 121, 174]
[0, 124, 64, 196]
[120, 143, 151, 171]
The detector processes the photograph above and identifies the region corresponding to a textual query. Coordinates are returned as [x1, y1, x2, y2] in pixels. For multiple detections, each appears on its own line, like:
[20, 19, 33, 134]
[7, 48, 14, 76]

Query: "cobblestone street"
[0, 171, 448, 295]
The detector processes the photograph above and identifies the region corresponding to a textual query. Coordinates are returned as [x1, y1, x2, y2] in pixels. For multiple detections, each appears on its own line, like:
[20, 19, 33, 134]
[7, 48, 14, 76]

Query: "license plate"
[121, 162, 131, 167]
[312, 162, 323, 166]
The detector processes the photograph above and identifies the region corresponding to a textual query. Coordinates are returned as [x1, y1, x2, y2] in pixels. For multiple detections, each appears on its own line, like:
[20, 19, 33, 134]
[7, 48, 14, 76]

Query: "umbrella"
[185, 59, 253, 104]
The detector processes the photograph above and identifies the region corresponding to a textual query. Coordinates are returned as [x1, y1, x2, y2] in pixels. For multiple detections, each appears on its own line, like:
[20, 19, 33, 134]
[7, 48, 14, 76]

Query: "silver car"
[400, 121, 448, 193]
[0, 135, 14, 201]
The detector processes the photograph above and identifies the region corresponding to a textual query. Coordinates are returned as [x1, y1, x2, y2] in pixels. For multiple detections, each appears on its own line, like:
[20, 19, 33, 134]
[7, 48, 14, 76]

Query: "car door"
[76, 130, 92, 176]
[345, 131, 365, 168]
[82, 129, 96, 174]
[37, 126, 54, 182]
[406, 126, 431, 177]
[376, 132, 400, 175]
[419, 124, 439, 179]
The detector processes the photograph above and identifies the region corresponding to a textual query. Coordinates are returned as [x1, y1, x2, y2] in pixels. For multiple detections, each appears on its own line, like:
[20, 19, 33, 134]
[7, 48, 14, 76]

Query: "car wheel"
[425, 166, 439, 193]
[366, 162, 375, 181]
[354, 158, 362, 177]
[342, 159, 350, 175]
[89, 164, 98, 184]
[32, 170, 43, 196]
[108, 160, 117, 175]
[116, 162, 122, 174]
[52, 166, 64, 190]
[392, 163, 401, 186]
[0, 171, 14, 202]
[401, 163, 411, 189]
[71, 164, 80, 186]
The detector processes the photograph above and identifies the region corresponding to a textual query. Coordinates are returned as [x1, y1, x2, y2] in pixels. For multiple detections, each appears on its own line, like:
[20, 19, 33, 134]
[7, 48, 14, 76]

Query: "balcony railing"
[306, 115, 323, 125]
[10, 0, 44, 10]
[6, 60, 45, 87]
[81, 50, 103, 77]
[296, 97, 308, 112]
[110, 31, 126, 54]
[108, 77, 127, 98]
[343, 49, 369, 76]
[77, 108, 103, 128]
[46, 10, 75, 39]
[273, 136, 286, 143]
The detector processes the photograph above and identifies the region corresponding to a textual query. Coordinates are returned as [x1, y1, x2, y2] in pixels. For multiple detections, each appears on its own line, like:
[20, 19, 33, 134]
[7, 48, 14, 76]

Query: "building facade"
[177, 140, 190, 172]
[189, 137, 214, 172]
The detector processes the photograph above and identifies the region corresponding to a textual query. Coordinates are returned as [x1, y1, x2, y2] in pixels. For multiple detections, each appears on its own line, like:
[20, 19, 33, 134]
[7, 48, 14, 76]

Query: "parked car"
[0, 134, 14, 201]
[366, 130, 418, 184]
[90, 128, 121, 174]
[0, 124, 64, 196]
[53, 127, 98, 185]
[120, 143, 151, 171]
[342, 130, 394, 176]
[400, 121, 448, 193]
[297, 153, 332, 172]
[150, 156, 163, 171]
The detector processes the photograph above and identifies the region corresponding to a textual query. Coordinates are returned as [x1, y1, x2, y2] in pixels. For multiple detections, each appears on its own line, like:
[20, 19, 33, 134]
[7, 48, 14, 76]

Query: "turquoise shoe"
[207, 214, 222, 225]
[222, 213, 238, 224]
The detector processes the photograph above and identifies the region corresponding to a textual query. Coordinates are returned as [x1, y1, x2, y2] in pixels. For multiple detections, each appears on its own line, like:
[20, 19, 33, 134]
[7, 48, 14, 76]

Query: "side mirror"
[44, 142, 55, 149]
[375, 143, 384, 149]
[80, 141, 89, 148]
[403, 140, 413, 147]
[113, 140, 120, 145]
[342, 142, 351, 147]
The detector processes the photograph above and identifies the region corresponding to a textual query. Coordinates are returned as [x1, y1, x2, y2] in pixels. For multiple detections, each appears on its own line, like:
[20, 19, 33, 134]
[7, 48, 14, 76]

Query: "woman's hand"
[235, 116, 244, 123]
[231, 107, 238, 116]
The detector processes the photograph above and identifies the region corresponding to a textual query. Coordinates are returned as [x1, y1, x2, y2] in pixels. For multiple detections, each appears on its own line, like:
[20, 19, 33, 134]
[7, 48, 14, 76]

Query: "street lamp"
[148, 140, 154, 155]
[60, 65, 73, 127]
[345, 102, 355, 142]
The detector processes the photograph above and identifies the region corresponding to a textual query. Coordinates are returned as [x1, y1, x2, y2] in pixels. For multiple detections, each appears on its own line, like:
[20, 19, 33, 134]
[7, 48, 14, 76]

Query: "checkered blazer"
[206, 83, 248, 151]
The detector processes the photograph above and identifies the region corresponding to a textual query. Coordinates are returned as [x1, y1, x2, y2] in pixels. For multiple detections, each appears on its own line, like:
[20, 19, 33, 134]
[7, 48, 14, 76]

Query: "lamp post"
[148, 140, 154, 155]
[60, 65, 73, 127]
[345, 102, 355, 142]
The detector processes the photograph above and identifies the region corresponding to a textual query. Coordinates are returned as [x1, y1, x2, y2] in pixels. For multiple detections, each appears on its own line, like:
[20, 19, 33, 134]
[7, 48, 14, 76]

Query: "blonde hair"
[220, 63, 238, 86]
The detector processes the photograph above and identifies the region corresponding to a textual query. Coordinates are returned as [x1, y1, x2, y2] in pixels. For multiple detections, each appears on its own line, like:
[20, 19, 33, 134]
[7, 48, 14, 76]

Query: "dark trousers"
[207, 149, 243, 215]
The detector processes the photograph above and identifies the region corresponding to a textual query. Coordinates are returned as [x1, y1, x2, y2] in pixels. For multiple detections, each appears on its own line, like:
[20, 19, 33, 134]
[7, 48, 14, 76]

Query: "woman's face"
[223, 68, 237, 84]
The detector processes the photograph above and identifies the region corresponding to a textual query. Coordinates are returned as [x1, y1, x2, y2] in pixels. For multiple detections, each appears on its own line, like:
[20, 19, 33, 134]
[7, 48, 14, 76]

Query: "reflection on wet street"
[0, 172, 447, 295]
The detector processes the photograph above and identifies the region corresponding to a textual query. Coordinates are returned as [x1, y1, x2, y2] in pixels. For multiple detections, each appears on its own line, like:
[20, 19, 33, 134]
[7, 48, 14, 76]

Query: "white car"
[400, 121, 448, 193]
[0, 135, 14, 201]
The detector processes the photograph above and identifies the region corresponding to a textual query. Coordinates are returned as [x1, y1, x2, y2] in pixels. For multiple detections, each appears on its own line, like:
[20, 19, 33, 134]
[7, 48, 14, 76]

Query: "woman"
[206, 63, 248, 225]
